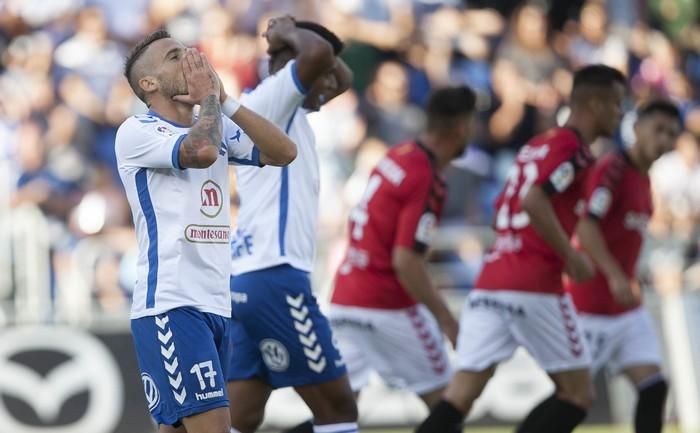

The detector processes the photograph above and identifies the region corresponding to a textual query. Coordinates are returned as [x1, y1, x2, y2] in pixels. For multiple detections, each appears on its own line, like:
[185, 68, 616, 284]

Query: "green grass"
[364, 426, 682, 433]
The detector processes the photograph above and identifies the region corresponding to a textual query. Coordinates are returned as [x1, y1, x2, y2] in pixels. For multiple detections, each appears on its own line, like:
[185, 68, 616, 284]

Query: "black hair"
[572, 64, 626, 93]
[295, 21, 344, 55]
[124, 29, 171, 102]
[425, 86, 477, 132]
[637, 99, 682, 124]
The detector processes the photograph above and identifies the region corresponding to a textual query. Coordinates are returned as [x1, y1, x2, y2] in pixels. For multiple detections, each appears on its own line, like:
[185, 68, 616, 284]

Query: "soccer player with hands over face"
[116, 30, 296, 433]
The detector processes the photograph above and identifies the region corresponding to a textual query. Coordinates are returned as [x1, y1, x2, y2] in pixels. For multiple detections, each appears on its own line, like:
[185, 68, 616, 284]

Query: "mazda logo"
[0, 326, 123, 433]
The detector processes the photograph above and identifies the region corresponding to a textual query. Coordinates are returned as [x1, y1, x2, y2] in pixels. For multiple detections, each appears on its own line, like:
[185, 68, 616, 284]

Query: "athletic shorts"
[131, 307, 231, 426]
[328, 304, 451, 395]
[579, 307, 663, 375]
[227, 264, 347, 388]
[455, 289, 591, 373]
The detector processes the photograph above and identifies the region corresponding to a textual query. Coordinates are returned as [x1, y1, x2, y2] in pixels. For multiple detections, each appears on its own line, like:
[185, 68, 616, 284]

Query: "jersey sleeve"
[115, 116, 187, 170]
[223, 116, 261, 166]
[393, 159, 437, 254]
[583, 156, 624, 220]
[239, 59, 307, 129]
[536, 133, 591, 195]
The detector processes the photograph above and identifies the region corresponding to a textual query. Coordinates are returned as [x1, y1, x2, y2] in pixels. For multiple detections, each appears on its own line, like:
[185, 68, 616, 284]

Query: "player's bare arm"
[324, 58, 354, 102]
[265, 16, 335, 88]
[521, 185, 594, 282]
[392, 247, 459, 347]
[173, 49, 223, 168]
[576, 214, 639, 306]
[230, 106, 297, 166]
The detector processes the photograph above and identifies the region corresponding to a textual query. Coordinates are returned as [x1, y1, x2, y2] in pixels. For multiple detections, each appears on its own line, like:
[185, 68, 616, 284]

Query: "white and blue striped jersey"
[231, 60, 319, 274]
[116, 111, 260, 319]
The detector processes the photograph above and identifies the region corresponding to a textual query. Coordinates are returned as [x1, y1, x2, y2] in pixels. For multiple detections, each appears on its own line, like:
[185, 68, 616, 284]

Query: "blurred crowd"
[1, 0, 700, 317]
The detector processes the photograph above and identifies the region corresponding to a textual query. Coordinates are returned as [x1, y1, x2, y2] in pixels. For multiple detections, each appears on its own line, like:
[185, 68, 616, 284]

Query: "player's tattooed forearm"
[179, 95, 223, 168]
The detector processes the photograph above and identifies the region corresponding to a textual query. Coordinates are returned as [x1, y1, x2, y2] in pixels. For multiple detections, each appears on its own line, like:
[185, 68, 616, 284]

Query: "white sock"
[230, 428, 242, 433]
[313, 422, 359, 433]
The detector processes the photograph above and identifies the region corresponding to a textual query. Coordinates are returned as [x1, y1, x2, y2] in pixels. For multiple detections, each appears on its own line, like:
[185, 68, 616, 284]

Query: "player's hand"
[217, 74, 227, 105]
[172, 49, 220, 105]
[608, 271, 639, 306]
[263, 15, 296, 54]
[438, 314, 459, 349]
[564, 250, 595, 283]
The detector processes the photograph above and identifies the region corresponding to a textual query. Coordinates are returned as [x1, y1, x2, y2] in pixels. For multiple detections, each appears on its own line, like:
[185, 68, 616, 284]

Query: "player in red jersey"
[416, 64, 627, 433]
[327, 86, 476, 408]
[567, 100, 682, 433]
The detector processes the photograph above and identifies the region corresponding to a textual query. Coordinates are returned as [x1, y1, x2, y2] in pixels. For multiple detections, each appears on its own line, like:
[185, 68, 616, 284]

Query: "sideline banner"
[0, 324, 612, 433]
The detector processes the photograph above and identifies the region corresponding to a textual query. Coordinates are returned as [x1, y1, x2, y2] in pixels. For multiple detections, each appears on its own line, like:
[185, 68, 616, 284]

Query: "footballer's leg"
[282, 305, 376, 433]
[512, 293, 592, 433]
[227, 378, 272, 433]
[160, 424, 186, 433]
[227, 276, 275, 433]
[295, 374, 358, 423]
[180, 407, 231, 433]
[416, 290, 519, 433]
[373, 305, 452, 408]
[231, 266, 358, 433]
[624, 365, 667, 433]
[132, 308, 233, 433]
[614, 309, 668, 433]
[415, 367, 495, 433]
[418, 387, 446, 409]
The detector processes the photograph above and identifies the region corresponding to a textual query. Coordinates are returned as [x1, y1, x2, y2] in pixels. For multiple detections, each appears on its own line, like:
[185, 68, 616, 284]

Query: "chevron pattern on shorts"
[287, 293, 327, 373]
[156, 315, 187, 404]
[407, 306, 447, 374]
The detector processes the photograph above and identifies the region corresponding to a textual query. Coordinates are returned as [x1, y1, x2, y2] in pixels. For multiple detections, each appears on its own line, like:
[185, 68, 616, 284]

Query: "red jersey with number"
[475, 127, 594, 294]
[331, 141, 446, 309]
[566, 151, 650, 315]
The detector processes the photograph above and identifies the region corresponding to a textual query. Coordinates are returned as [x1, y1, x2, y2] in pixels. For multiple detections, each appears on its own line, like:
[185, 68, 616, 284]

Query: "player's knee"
[330, 391, 359, 421]
[638, 375, 668, 404]
[311, 391, 358, 424]
[230, 407, 264, 433]
[557, 387, 594, 410]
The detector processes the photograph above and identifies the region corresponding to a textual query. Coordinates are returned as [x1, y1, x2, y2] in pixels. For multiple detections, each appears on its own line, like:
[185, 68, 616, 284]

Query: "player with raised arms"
[116, 30, 296, 433]
[416, 64, 626, 433]
[225, 16, 357, 433]
[567, 99, 682, 433]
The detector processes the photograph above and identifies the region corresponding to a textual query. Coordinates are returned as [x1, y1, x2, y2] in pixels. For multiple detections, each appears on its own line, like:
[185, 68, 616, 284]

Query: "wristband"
[222, 95, 241, 118]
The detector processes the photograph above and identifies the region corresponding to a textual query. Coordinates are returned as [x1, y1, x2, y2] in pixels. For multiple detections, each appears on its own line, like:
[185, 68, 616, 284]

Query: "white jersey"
[116, 111, 260, 319]
[231, 60, 319, 274]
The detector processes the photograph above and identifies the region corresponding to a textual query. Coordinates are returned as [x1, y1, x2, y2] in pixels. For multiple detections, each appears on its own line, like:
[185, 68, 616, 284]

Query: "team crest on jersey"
[200, 180, 223, 218]
[259, 339, 289, 372]
[589, 187, 612, 217]
[156, 125, 176, 136]
[415, 212, 437, 244]
[550, 161, 575, 192]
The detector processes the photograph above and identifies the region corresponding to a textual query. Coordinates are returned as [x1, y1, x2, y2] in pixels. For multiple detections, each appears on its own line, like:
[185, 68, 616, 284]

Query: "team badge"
[589, 187, 612, 217]
[550, 161, 575, 192]
[415, 212, 437, 244]
[156, 125, 176, 136]
[141, 373, 160, 411]
[259, 339, 289, 372]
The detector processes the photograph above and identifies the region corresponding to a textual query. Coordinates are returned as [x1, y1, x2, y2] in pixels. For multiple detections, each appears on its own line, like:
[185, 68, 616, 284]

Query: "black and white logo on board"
[0, 326, 124, 433]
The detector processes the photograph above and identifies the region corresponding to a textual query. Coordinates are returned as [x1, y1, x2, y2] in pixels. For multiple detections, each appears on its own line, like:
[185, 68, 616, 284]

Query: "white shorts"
[456, 290, 591, 373]
[328, 304, 452, 395]
[579, 307, 663, 376]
